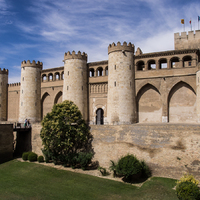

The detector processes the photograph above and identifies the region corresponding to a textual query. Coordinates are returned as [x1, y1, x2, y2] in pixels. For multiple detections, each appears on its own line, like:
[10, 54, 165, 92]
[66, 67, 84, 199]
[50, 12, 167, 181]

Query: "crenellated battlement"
[21, 60, 43, 69]
[64, 51, 87, 61]
[8, 82, 21, 87]
[174, 30, 200, 50]
[0, 68, 9, 75]
[108, 41, 134, 54]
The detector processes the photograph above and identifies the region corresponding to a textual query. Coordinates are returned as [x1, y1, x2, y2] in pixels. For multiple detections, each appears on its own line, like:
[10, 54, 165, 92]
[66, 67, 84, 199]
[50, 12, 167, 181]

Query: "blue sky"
[1, 0, 200, 83]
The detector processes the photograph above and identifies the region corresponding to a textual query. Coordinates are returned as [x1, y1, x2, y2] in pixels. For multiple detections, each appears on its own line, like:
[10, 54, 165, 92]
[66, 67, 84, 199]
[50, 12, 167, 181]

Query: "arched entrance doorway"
[96, 108, 104, 125]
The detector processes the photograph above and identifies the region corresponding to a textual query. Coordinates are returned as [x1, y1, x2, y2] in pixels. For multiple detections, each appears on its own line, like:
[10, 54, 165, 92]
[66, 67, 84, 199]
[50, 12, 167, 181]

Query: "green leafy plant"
[77, 152, 94, 170]
[28, 152, 38, 162]
[38, 155, 44, 163]
[98, 166, 110, 176]
[116, 154, 142, 180]
[40, 100, 93, 164]
[177, 173, 199, 186]
[22, 152, 31, 161]
[176, 181, 200, 200]
[109, 160, 117, 177]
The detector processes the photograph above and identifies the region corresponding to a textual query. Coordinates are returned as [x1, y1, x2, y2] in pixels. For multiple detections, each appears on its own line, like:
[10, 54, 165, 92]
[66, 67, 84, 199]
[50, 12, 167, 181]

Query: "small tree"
[40, 100, 92, 163]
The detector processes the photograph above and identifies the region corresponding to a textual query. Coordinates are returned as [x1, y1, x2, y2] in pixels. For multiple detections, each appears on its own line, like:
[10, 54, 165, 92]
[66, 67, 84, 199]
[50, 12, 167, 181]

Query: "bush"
[28, 152, 38, 162]
[116, 154, 142, 179]
[77, 152, 93, 170]
[22, 152, 31, 161]
[38, 155, 44, 163]
[177, 173, 199, 186]
[176, 181, 200, 200]
[40, 100, 92, 164]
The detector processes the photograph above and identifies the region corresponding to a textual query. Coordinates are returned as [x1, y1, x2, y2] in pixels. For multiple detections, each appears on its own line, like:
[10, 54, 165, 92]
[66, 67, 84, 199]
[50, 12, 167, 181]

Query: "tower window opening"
[35, 102, 37, 106]
[22, 77, 24, 81]
[35, 78, 37, 82]
[130, 82, 131, 87]
[22, 90, 23, 94]
[114, 65, 116, 70]
[114, 81, 116, 87]
[82, 86, 83, 90]
[21, 102, 23, 106]
[35, 90, 37, 94]
[67, 86, 68, 90]
[129, 65, 131, 70]
[68, 71, 69, 75]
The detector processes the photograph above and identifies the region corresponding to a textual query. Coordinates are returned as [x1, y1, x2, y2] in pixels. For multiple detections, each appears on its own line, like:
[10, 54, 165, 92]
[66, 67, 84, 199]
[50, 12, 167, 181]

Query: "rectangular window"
[189, 62, 191, 66]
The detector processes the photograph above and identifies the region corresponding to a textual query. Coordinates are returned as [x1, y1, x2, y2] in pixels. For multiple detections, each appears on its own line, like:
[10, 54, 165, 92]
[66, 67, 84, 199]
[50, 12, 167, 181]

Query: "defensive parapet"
[0, 68, 8, 121]
[19, 60, 43, 123]
[174, 30, 200, 50]
[108, 42, 134, 54]
[63, 51, 88, 121]
[64, 51, 87, 61]
[21, 60, 43, 69]
[0, 68, 9, 75]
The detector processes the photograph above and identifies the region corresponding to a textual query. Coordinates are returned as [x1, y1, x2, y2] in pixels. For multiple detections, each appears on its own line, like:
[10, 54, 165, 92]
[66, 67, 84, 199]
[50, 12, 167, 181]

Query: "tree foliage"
[40, 100, 92, 163]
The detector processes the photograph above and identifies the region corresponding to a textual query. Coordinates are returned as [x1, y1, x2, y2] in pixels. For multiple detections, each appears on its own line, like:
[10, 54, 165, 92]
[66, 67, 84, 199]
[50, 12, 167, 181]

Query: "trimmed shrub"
[28, 152, 38, 162]
[22, 152, 31, 161]
[116, 154, 142, 179]
[176, 181, 200, 200]
[38, 155, 44, 163]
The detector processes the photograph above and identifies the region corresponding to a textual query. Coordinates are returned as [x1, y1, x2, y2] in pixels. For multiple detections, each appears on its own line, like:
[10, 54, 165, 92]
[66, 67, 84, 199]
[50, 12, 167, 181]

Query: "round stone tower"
[0, 68, 8, 121]
[107, 42, 137, 125]
[63, 51, 88, 122]
[19, 60, 43, 123]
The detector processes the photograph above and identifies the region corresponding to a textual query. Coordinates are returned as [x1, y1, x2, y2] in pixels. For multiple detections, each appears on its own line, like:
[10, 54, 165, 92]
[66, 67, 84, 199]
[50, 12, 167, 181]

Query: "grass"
[0, 160, 178, 200]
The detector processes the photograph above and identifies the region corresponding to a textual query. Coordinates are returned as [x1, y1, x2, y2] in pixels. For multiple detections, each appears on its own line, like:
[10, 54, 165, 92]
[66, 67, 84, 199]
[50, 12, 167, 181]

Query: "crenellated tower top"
[0, 68, 8, 75]
[64, 51, 87, 61]
[108, 41, 135, 54]
[174, 30, 200, 50]
[21, 60, 43, 69]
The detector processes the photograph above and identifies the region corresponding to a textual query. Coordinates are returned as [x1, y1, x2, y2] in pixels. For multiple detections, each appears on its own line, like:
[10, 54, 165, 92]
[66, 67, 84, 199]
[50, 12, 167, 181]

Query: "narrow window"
[35, 102, 37, 106]
[0, 104, 1, 107]
[129, 65, 131, 70]
[22, 77, 24, 81]
[68, 71, 69, 75]
[189, 61, 191, 66]
[0, 93, 1, 96]
[114, 65, 116, 70]
[82, 86, 83, 90]
[22, 90, 23, 94]
[35, 78, 37, 82]
[21, 102, 23, 106]
[114, 81, 116, 87]
[130, 82, 131, 87]
[35, 90, 37, 94]
[67, 86, 69, 90]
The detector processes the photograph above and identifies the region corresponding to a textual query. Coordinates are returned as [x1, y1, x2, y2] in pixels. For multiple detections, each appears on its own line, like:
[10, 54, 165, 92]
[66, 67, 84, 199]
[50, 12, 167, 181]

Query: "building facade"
[3, 30, 200, 124]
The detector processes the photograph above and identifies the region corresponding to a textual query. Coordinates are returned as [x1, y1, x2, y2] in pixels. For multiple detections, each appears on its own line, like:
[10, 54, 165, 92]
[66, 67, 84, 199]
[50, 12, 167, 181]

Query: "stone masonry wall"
[32, 123, 200, 180]
[0, 124, 13, 163]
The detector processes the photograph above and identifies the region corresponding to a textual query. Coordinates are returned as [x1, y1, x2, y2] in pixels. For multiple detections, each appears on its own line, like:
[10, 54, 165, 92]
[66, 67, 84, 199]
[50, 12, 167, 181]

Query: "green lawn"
[0, 160, 178, 200]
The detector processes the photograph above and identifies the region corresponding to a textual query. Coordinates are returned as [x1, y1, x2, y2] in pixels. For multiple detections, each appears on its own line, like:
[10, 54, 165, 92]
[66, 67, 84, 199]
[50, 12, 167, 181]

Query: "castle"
[2, 30, 200, 179]
[1, 30, 200, 125]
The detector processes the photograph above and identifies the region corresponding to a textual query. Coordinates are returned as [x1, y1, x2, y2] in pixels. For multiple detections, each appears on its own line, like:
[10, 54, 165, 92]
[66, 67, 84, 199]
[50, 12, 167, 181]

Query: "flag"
[181, 19, 184, 24]
[189, 20, 191, 24]
[198, 16, 200, 21]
